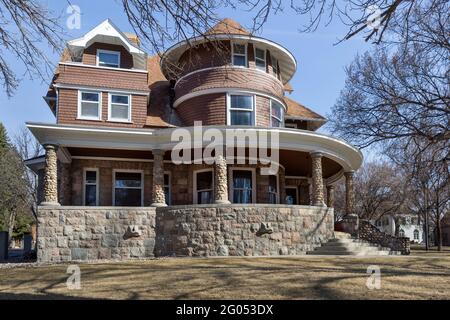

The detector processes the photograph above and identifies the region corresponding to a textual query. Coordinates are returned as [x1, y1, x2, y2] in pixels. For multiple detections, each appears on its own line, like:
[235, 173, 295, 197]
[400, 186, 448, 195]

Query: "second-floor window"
[270, 100, 284, 127]
[78, 91, 101, 120]
[228, 94, 254, 126]
[108, 94, 131, 122]
[255, 48, 266, 71]
[97, 49, 120, 68]
[232, 43, 247, 67]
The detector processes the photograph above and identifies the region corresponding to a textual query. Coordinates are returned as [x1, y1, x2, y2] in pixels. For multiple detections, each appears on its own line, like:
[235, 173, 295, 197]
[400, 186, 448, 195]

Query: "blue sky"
[0, 0, 374, 156]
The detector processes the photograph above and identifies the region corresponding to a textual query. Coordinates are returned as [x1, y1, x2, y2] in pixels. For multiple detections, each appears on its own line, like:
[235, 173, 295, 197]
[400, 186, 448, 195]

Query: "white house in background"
[372, 214, 424, 244]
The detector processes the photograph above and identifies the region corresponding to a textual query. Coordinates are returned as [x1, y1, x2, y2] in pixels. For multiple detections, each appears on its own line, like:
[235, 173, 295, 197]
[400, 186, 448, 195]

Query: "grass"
[1, 251, 449, 300]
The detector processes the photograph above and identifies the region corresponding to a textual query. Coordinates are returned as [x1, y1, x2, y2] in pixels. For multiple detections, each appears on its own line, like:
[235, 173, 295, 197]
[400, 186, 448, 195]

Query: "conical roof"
[205, 18, 250, 35]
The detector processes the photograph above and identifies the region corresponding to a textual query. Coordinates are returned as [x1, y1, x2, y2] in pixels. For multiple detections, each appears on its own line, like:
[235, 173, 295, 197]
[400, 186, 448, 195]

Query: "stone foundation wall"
[37, 207, 156, 262]
[155, 204, 334, 257]
[37, 204, 334, 262]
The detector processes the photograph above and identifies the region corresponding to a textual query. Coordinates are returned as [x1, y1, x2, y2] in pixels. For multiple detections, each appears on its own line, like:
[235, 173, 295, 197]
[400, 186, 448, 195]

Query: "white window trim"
[270, 99, 285, 128]
[229, 167, 257, 204]
[231, 42, 247, 67]
[112, 169, 144, 207]
[193, 168, 214, 204]
[108, 92, 132, 123]
[226, 93, 256, 126]
[96, 49, 121, 68]
[77, 90, 102, 121]
[267, 173, 280, 204]
[83, 168, 99, 206]
[164, 171, 172, 205]
[254, 47, 266, 71]
[285, 186, 299, 205]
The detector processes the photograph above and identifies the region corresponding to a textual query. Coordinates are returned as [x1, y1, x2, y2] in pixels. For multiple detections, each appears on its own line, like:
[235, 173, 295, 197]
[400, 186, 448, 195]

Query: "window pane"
[256, 59, 266, 70]
[85, 171, 97, 184]
[269, 176, 277, 192]
[233, 190, 252, 204]
[98, 52, 119, 67]
[164, 174, 170, 186]
[271, 101, 283, 118]
[285, 188, 297, 205]
[197, 171, 213, 190]
[81, 92, 99, 102]
[111, 104, 129, 120]
[115, 188, 141, 206]
[233, 170, 252, 189]
[231, 110, 252, 125]
[271, 118, 282, 128]
[81, 102, 99, 117]
[115, 172, 142, 188]
[233, 55, 246, 66]
[111, 95, 129, 104]
[164, 187, 171, 205]
[255, 48, 265, 60]
[85, 185, 97, 206]
[230, 95, 253, 109]
[233, 44, 245, 54]
[198, 191, 213, 204]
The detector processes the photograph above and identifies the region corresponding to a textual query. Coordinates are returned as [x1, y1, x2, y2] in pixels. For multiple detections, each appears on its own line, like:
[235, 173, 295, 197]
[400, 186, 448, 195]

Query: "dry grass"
[1, 253, 449, 300]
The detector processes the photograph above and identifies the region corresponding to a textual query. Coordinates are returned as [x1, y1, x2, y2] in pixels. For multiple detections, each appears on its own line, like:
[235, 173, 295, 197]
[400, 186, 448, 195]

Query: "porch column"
[152, 150, 167, 207]
[41, 144, 59, 206]
[345, 171, 355, 215]
[310, 152, 325, 206]
[214, 155, 230, 204]
[326, 185, 335, 208]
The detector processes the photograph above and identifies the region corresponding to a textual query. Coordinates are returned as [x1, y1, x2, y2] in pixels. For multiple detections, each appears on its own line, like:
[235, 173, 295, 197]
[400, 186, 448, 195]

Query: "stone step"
[307, 236, 399, 256]
[333, 231, 352, 239]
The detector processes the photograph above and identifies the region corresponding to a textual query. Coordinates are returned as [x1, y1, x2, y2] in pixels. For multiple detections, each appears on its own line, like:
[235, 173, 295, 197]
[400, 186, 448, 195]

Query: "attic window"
[232, 43, 247, 67]
[255, 48, 266, 71]
[97, 49, 120, 68]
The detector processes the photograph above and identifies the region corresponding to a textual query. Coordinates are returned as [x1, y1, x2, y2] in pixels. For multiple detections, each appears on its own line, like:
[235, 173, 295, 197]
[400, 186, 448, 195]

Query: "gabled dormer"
[67, 19, 147, 70]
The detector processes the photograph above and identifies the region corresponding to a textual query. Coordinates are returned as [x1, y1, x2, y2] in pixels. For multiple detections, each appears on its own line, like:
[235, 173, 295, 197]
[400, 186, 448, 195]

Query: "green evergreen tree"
[0, 122, 10, 150]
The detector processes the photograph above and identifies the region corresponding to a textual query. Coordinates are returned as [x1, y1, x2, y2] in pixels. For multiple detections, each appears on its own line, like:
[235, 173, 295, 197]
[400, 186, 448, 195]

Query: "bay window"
[194, 170, 214, 204]
[232, 43, 247, 67]
[78, 91, 101, 120]
[255, 47, 266, 71]
[97, 50, 120, 68]
[114, 171, 143, 206]
[109, 94, 131, 122]
[228, 94, 254, 126]
[270, 100, 284, 127]
[231, 169, 254, 204]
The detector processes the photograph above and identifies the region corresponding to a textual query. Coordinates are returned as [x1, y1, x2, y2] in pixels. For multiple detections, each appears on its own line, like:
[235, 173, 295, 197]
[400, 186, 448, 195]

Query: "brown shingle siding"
[82, 42, 134, 69]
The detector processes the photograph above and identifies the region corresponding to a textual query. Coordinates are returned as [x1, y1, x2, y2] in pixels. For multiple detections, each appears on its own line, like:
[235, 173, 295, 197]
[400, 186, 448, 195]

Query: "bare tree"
[0, 0, 64, 97]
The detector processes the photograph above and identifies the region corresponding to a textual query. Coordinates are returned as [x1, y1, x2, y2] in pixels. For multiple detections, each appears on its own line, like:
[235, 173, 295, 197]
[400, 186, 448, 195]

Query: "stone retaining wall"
[155, 204, 334, 257]
[37, 205, 334, 262]
[37, 207, 156, 262]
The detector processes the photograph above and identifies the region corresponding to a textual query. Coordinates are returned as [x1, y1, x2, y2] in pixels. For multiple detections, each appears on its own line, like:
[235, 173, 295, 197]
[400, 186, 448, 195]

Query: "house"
[25, 19, 363, 262]
[372, 214, 425, 244]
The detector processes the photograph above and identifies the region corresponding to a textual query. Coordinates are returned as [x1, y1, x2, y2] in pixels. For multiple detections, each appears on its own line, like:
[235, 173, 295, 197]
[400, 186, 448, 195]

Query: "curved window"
[270, 100, 284, 127]
[413, 229, 419, 240]
[228, 94, 254, 125]
[398, 229, 405, 237]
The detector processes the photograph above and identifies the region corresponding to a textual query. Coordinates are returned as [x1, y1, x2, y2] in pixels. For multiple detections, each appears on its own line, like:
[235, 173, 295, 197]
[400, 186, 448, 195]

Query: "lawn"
[1, 253, 449, 300]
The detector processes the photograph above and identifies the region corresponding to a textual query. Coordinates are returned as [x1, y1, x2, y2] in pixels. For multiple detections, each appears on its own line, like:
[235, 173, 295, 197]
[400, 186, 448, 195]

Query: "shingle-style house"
[26, 19, 364, 262]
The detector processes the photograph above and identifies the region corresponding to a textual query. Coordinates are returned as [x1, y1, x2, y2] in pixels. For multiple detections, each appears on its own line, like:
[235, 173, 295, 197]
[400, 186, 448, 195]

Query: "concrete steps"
[308, 232, 402, 256]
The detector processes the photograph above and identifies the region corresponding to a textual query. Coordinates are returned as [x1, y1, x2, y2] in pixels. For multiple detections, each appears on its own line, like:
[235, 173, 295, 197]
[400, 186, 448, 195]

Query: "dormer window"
[255, 48, 266, 71]
[97, 49, 121, 68]
[232, 43, 247, 67]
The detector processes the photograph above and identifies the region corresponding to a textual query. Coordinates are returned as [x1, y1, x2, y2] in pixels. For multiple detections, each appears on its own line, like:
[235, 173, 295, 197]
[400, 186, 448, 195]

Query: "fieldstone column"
[152, 150, 167, 207]
[310, 152, 325, 206]
[214, 155, 230, 204]
[345, 171, 355, 215]
[41, 144, 59, 206]
[326, 185, 335, 208]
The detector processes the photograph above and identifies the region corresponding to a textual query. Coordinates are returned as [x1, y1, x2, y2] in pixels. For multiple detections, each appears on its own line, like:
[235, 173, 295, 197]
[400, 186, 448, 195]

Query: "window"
[376, 220, 382, 227]
[399, 229, 405, 237]
[285, 187, 298, 205]
[83, 169, 98, 206]
[255, 47, 266, 71]
[97, 50, 120, 68]
[164, 173, 171, 205]
[232, 43, 247, 67]
[194, 170, 214, 204]
[228, 94, 254, 126]
[109, 93, 131, 122]
[272, 55, 279, 78]
[231, 169, 254, 204]
[78, 91, 101, 120]
[270, 100, 284, 127]
[114, 171, 143, 206]
[268, 175, 278, 204]
[413, 229, 419, 240]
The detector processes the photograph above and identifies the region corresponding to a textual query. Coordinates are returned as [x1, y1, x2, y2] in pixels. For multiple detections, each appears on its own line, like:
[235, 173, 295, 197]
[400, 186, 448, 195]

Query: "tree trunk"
[436, 193, 442, 251]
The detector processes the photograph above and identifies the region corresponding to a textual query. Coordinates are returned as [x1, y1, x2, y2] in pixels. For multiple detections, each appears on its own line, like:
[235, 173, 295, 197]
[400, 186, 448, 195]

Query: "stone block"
[71, 248, 88, 260]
